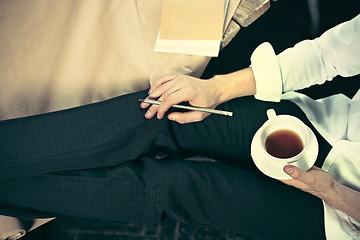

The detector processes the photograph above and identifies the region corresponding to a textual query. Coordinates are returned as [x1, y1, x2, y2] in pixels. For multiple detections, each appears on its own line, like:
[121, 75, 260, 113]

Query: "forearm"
[210, 67, 256, 104]
[322, 180, 360, 222]
[282, 166, 360, 223]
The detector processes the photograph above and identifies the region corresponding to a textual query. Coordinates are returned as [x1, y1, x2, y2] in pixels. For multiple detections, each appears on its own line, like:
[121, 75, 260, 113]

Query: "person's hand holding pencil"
[140, 74, 223, 124]
[140, 69, 256, 124]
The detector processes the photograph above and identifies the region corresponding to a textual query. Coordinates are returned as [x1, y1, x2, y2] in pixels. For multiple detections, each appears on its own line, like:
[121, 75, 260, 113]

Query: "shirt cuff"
[250, 42, 283, 102]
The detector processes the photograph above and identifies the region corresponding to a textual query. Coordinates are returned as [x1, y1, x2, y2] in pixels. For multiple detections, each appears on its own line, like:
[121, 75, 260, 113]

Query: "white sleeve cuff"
[250, 42, 282, 102]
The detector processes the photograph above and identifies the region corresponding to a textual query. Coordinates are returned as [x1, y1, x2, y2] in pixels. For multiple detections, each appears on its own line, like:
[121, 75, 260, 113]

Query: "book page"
[159, 0, 225, 40]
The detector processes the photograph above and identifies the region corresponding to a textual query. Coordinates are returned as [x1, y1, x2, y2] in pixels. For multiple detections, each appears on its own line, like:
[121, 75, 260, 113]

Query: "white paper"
[154, 0, 230, 56]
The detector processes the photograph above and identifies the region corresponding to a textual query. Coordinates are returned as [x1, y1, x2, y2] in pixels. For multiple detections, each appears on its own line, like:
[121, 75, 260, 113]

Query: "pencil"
[139, 99, 233, 117]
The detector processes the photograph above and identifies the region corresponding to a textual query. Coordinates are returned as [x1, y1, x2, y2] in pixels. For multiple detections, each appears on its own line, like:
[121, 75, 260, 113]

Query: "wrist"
[321, 179, 346, 206]
[209, 75, 231, 104]
[210, 67, 256, 103]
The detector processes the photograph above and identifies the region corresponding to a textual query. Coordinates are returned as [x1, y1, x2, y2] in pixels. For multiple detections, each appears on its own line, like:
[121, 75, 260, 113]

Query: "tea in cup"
[251, 109, 318, 179]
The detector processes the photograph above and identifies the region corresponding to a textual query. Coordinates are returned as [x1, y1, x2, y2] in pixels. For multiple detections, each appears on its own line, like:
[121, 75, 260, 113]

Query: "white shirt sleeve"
[250, 42, 282, 102]
[250, 14, 360, 101]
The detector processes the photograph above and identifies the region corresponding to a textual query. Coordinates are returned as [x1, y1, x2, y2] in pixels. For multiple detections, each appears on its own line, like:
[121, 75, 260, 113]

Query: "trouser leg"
[0, 93, 328, 239]
[0, 157, 162, 224]
[0, 154, 325, 240]
[0, 90, 330, 180]
[0, 90, 179, 179]
[0, 93, 330, 236]
[159, 157, 326, 240]
[170, 96, 330, 168]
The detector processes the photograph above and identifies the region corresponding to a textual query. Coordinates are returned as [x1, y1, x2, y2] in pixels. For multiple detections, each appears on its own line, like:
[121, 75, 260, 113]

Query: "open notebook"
[154, 0, 230, 57]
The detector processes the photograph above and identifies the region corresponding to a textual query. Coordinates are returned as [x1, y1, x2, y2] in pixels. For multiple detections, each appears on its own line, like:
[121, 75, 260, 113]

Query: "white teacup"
[251, 109, 318, 179]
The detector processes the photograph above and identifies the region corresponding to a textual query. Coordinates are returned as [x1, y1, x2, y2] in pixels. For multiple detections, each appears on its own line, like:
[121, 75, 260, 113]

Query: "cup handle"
[267, 109, 276, 119]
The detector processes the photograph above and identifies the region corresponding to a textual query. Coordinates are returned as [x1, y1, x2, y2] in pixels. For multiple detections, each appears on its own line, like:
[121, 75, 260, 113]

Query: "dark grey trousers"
[0, 90, 328, 239]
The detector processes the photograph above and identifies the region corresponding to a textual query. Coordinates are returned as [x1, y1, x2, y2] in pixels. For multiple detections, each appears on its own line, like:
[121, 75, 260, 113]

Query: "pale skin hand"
[140, 67, 256, 124]
[281, 165, 360, 222]
[141, 74, 221, 123]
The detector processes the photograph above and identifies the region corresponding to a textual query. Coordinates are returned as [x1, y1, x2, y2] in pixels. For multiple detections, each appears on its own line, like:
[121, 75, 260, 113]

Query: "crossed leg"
[0, 154, 325, 239]
[0, 90, 328, 239]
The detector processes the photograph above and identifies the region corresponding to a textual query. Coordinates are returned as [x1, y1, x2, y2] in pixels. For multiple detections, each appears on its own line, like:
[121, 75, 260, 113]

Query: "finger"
[140, 88, 154, 109]
[150, 74, 195, 100]
[283, 165, 304, 180]
[146, 82, 183, 119]
[140, 101, 150, 109]
[145, 95, 164, 119]
[146, 104, 160, 119]
[149, 75, 176, 94]
[148, 78, 178, 100]
[145, 86, 180, 120]
[143, 78, 178, 116]
[168, 111, 209, 124]
[285, 165, 321, 177]
[140, 97, 158, 110]
[156, 88, 191, 119]
[140, 95, 162, 109]
[283, 165, 317, 187]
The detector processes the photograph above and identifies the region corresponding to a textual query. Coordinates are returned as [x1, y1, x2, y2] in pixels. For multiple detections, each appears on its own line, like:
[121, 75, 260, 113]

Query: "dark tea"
[265, 129, 303, 159]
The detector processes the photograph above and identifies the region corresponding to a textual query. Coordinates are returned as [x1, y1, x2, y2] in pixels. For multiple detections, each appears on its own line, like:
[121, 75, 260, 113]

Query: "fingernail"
[146, 111, 151, 117]
[169, 115, 176, 121]
[284, 166, 293, 174]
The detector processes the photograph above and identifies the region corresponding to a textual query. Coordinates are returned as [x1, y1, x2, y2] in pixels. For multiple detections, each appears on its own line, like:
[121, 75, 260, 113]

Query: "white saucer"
[251, 125, 318, 180]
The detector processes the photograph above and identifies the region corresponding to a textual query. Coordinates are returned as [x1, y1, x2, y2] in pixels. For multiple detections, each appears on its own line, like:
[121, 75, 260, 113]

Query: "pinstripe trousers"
[0, 90, 328, 239]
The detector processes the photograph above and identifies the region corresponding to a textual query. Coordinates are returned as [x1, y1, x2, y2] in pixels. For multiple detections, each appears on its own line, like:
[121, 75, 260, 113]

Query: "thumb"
[283, 165, 304, 180]
[168, 111, 208, 124]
